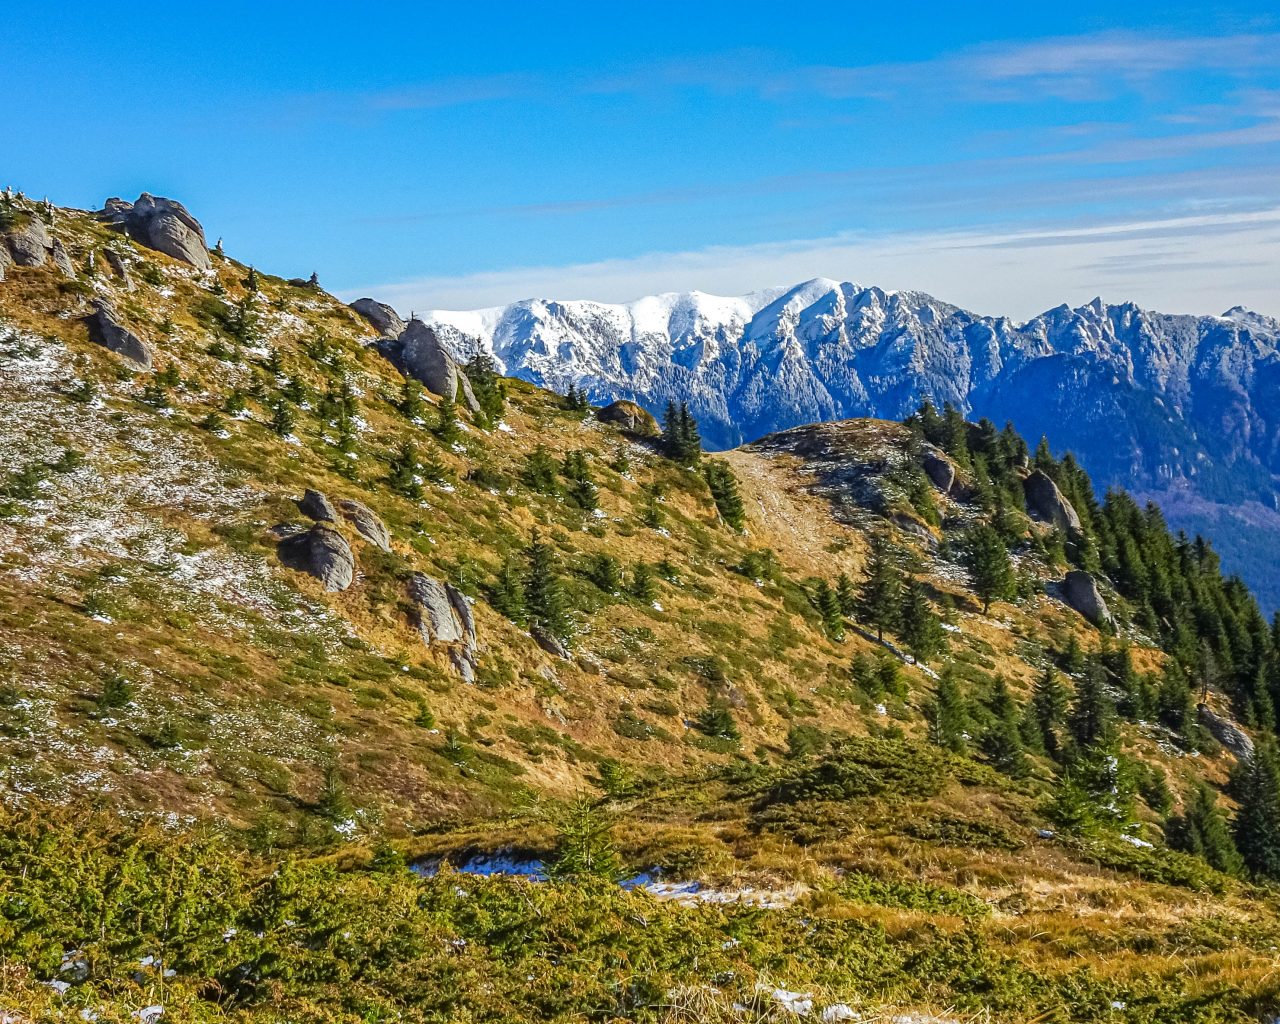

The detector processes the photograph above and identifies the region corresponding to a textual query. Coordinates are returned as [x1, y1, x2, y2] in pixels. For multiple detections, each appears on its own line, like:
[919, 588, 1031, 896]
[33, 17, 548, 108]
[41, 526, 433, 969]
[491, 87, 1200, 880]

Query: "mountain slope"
[424, 282, 1280, 609]
[4, 192, 1280, 1022]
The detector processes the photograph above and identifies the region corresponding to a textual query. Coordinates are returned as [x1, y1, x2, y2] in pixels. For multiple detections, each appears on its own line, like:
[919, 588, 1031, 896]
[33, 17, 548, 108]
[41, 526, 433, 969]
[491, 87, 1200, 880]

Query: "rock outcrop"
[399, 319, 480, 413]
[0, 245, 10, 282]
[50, 238, 76, 278]
[532, 626, 571, 660]
[409, 572, 478, 679]
[597, 399, 660, 437]
[298, 488, 338, 523]
[338, 498, 391, 552]
[103, 248, 134, 291]
[280, 524, 355, 592]
[83, 299, 152, 370]
[4, 214, 49, 267]
[98, 194, 211, 270]
[350, 298, 406, 338]
[1023, 470, 1082, 534]
[1197, 704, 1254, 759]
[1061, 570, 1114, 629]
[922, 448, 959, 496]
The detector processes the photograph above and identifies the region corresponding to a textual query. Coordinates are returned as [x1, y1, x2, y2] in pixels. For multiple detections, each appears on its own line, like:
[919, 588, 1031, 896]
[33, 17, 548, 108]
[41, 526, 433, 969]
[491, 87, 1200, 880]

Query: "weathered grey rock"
[0, 244, 9, 282]
[350, 298, 406, 338]
[922, 447, 957, 495]
[298, 488, 338, 523]
[597, 399, 659, 437]
[1197, 704, 1254, 759]
[1023, 469, 1082, 534]
[409, 573, 478, 679]
[338, 498, 391, 552]
[1062, 569, 1114, 629]
[83, 299, 152, 370]
[532, 626, 571, 660]
[50, 237, 76, 278]
[103, 248, 134, 291]
[891, 513, 937, 550]
[4, 214, 49, 266]
[281, 524, 355, 592]
[399, 319, 480, 413]
[98, 193, 211, 270]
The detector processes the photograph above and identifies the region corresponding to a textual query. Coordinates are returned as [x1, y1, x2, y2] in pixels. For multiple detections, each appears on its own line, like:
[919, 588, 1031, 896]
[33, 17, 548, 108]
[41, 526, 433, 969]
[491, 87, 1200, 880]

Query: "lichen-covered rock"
[281, 524, 355, 592]
[399, 319, 480, 412]
[4, 214, 49, 266]
[1061, 569, 1114, 629]
[298, 488, 338, 523]
[83, 299, 152, 370]
[533, 626, 571, 660]
[597, 399, 659, 437]
[1023, 469, 1082, 534]
[409, 572, 478, 679]
[1197, 704, 1254, 759]
[98, 193, 211, 270]
[338, 498, 391, 551]
[350, 297, 406, 338]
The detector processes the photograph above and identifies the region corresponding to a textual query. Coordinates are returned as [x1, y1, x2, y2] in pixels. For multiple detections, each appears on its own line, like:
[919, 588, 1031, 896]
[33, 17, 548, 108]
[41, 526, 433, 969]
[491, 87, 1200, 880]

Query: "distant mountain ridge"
[422, 280, 1280, 608]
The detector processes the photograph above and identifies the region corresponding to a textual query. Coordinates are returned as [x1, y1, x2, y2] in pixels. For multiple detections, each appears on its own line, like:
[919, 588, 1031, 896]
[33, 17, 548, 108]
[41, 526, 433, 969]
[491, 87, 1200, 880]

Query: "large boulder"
[350, 297, 406, 338]
[597, 399, 659, 437]
[409, 572, 478, 679]
[83, 299, 152, 370]
[1197, 704, 1254, 759]
[280, 524, 355, 592]
[399, 319, 480, 413]
[1061, 570, 1114, 629]
[4, 214, 49, 266]
[298, 488, 338, 523]
[338, 498, 391, 552]
[0, 244, 10, 282]
[921, 447, 958, 495]
[1023, 469, 1082, 534]
[98, 193, 211, 270]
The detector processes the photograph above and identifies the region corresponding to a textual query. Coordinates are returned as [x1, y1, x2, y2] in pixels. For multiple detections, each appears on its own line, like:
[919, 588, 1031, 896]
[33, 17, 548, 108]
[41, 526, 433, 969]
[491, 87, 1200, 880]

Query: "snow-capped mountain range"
[422, 279, 1280, 606]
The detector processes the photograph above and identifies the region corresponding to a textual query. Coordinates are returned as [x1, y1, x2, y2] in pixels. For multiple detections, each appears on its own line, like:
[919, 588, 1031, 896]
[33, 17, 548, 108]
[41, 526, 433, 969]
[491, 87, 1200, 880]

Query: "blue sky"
[5, 1, 1280, 317]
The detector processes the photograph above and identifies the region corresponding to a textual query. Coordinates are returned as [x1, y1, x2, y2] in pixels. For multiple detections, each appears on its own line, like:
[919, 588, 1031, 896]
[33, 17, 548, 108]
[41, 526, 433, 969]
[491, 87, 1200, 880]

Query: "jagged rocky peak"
[98, 192, 211, 270]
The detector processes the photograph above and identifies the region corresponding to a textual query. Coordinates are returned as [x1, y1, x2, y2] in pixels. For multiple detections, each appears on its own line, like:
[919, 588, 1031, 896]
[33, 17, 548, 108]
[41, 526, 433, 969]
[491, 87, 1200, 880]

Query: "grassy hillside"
[2, 193, 1279, 1023]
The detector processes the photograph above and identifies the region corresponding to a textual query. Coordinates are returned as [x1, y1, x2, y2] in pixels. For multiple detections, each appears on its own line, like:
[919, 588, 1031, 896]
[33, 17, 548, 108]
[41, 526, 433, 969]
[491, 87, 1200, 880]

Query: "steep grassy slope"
[1, 195, 1279, 1023]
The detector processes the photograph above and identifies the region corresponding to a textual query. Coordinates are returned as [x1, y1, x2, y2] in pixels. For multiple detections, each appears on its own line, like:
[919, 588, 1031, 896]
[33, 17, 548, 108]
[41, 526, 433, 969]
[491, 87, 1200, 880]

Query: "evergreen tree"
[695, 701, 740, 741]
[561, 449, 598, 511]
[814, 580, 845, 641]
[856, 535, 901, 640]
[1232, 743, 1280, 879]
[246, 266, 260, 293]
[639, 486, 665, 530]
[270, 400, 296, 437]
[399, 377, 426, 421]
[982, 678, 1027, 777]
[630, 562, 657, 603]
[1067, 659, 1116, 750]
[464, 354, 506, 425]
[435, 393, 461, 446]
[421, 443, 450, 484]
[548, 797, 622, 881]
[490, 555, 526, 625]
[1024, 666, 1070, 758]
[662, 400, 702, 465]
[899, 580, 945, 662]
[222, 388, 247, 417]
[524, 444, 560, 495]
[835, 573, 857, 617]
[704, 459, 745, 530]
[1166, 782, 1243, 875]
[927, 668, 968, 753]
[524, 531, 571, 643]
[387, 441, 422, 500]
[963, 523, 1015, 614]
[588, 553, 623, 595]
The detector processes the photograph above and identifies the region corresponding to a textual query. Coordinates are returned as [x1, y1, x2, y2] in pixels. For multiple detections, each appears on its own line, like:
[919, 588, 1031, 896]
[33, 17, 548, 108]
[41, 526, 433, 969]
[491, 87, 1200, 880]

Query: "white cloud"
[341, 208, 1280, 322]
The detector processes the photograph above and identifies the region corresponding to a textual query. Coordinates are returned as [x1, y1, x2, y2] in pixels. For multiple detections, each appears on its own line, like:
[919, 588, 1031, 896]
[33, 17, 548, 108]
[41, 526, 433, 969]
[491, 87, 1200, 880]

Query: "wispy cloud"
[341, 208, 1280, 322]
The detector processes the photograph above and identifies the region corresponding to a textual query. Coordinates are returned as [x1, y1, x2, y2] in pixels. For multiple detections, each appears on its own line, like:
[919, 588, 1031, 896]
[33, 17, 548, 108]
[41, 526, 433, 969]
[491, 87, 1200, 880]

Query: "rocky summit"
[2, 190, 1280, 1023]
